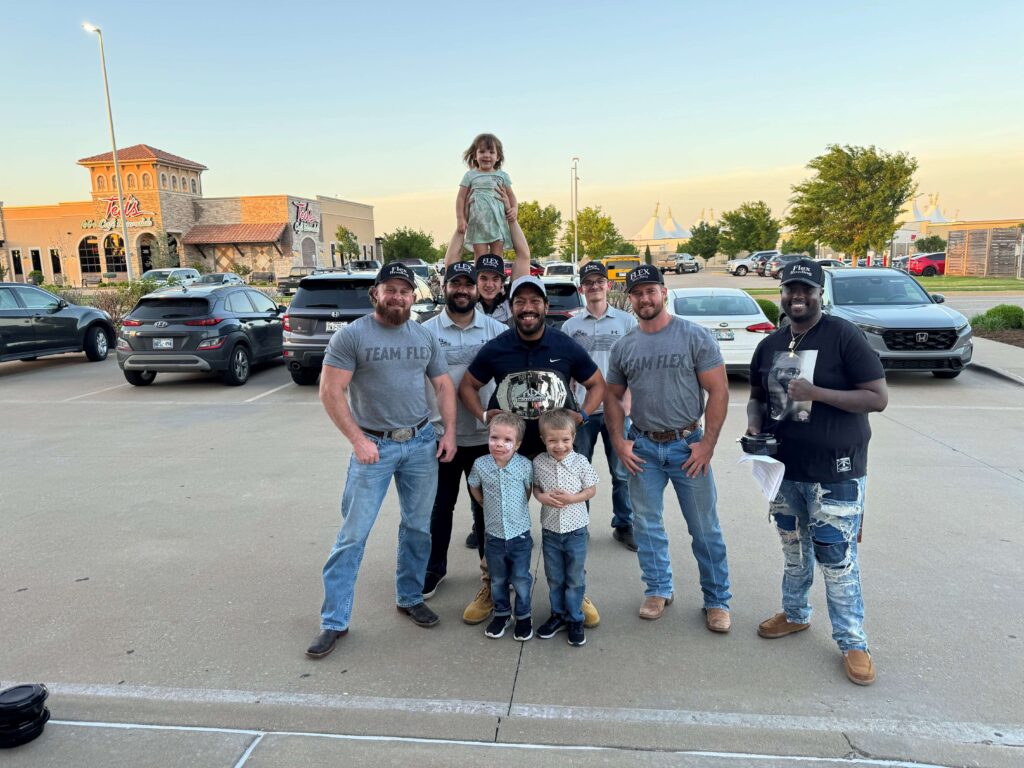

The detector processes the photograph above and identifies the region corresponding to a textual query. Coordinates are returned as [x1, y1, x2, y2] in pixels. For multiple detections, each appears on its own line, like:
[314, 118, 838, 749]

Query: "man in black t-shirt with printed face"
[747, 258, 888, 687]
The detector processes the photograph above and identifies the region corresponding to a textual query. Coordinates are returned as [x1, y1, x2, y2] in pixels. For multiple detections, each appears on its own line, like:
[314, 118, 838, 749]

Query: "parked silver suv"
[283, 272, 439, 385]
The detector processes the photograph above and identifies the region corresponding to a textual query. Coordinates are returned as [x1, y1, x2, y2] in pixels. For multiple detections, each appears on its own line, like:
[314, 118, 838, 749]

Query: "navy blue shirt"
[468, 327, 599, 458]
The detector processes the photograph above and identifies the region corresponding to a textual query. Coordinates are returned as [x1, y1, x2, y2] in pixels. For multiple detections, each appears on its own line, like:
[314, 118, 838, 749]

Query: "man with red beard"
[306, 263, 457, 659]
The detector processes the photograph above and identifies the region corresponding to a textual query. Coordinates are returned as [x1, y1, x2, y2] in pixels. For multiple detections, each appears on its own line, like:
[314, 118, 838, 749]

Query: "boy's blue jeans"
[485, 531, 533, 619]
[770, 476, 868, 652]
[541, 526, 588, 623]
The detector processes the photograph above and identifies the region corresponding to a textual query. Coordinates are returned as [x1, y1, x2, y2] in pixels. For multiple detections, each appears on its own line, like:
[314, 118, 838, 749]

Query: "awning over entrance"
[182, 223, 287, 256]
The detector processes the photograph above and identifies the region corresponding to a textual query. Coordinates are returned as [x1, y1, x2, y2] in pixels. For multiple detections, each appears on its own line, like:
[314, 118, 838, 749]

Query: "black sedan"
[0, 283, 115, 364]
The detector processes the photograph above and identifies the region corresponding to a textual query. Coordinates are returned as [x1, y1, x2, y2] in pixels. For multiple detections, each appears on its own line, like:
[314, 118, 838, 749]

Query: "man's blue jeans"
[485, 532, 533, 619]
[320, 424, 438, 632]
[627, 428, 731, 609]
[574, 412, 634, 529]
[541, 527, 589, 623]
[770, 476, 867, 652]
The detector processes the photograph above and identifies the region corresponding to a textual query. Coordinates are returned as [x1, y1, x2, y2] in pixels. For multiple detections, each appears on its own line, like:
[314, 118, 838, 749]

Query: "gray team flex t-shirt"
[323, 314, 447, 431]
[607, 316, 723, 433]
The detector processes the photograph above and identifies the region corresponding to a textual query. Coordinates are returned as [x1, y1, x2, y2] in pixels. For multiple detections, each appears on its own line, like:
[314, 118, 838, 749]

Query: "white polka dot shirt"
[532, 451, 599, 533]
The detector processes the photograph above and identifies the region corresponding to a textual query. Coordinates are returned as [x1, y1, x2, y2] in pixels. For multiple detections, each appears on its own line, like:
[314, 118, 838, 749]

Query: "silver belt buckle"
[390, 427, 414, 442]
[681, 427, 694, 438]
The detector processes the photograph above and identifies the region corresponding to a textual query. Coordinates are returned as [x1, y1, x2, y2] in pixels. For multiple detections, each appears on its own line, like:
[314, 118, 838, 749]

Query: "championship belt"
[495, 370, 573, 420]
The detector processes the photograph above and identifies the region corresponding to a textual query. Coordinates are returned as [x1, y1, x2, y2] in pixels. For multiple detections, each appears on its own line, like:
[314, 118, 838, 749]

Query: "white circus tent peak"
[632, 203, 694, 241]
[661, 207, 691, 239]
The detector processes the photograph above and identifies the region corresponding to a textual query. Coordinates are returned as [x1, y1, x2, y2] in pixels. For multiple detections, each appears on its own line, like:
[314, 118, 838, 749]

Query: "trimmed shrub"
[756, 298, 780, 326]
[985, 304, 1024, 329]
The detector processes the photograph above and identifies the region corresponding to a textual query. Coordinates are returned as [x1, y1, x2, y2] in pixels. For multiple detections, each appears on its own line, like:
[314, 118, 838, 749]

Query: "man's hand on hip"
[682, 439, 714, 477]
[354, 436, 379, 465]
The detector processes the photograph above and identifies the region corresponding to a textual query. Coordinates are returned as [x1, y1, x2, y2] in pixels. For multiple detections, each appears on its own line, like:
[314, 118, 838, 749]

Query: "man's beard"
[634, 301, 663, 321]
[447, 292, 475, 314]
[376, 302, 411, 326]
[514, 311, 545, 336]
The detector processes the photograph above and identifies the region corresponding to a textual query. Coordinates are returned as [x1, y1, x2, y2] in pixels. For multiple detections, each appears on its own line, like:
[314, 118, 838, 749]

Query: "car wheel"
[932, 370, 961, 379]
[124, 370, 156, 386]
[923, 266, 937, 277]
[84, 326, 110, 361]
[676, 266, 683, 274]
[223, 344, 251, 386]
[736, 266, 748, 276]
[290, 367, 320, 386]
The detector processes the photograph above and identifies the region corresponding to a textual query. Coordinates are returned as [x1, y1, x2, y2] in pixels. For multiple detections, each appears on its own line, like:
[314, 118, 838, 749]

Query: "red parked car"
[907, 252, 946, 277]
[503, 260, 545, 278]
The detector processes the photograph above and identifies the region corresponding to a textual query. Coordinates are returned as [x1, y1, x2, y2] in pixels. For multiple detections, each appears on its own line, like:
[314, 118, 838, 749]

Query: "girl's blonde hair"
[463, 133, 504, 169]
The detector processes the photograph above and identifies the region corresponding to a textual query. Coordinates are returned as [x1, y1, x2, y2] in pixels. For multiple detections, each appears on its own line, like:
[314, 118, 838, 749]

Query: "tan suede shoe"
[844, 650, 876, 686]
[757, 612, 810, 639]
[705, 607, 732, 633]
[639, 595, 673, 620]
[582, 596, 600, 628]
[462, 583, 493, 625]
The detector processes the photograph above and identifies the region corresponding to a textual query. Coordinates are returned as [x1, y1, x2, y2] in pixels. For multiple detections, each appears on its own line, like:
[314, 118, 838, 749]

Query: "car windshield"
[546, 284, 582, 310]
[546, 264, 574, 275]
[832, 275, 932, 305]
[197, 275, 225, 283]
[291, 281, 373, 310]
[141, 270, 174, 280]
[406, 265, 429, 279]
[132, 298, 211, 319]
[673, 294, 759, 316]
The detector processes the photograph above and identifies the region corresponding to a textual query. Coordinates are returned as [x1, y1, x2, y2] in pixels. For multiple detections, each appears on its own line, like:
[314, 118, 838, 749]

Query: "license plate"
[325, 321, 346, 331]
[153, 338, 174, 349]
[713, 330, 735, 341]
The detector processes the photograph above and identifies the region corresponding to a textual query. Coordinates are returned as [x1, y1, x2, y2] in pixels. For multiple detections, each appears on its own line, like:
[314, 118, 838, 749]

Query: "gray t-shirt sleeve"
[693, 324, 725, 373]
[425, 332, 448, 379]
[323, 327, 357, 371]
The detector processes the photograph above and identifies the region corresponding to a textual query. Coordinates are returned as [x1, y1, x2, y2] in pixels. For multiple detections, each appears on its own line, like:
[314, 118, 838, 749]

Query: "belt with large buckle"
[361, 417, 429, 443]
[640, 420, 701, 443]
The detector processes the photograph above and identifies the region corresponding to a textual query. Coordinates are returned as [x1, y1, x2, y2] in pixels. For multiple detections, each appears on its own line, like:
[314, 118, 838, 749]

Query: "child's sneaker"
[485, 615, 512, 639]
[567, 621, 586, 647]
[513, 616, 533, 641]
[536, 614, 567, 639]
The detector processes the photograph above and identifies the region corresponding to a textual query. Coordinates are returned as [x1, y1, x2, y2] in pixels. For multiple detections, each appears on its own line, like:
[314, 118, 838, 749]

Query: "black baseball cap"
[444, 261, 477, 284]
[780, 258, 824, 288]
[625, 264, 664, 292]
[475, 254, 505, 276]
[579, 262, 608, 281]
[375, 262, 416, 287]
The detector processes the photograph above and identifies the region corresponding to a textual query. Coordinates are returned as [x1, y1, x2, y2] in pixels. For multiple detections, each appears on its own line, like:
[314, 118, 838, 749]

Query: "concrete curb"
[970, 362, 1024, 388]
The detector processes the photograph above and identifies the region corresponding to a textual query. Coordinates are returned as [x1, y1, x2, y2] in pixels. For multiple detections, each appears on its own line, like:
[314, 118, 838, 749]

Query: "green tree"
[617, 241, 639, 255]
[149, 230, 180, 270]
[786, 144, 918, 262]
[334, 225, 360, 265]
[781, 231, 818, 257]
[517, 201, 562, 260]
[644, 244, 652, 265]
[914, 234, 946, 253]
[558, 206, 627, 261]
[381, 227, 438, 264]
[688, 221, 720, 264]
[718, 201, 780, 257]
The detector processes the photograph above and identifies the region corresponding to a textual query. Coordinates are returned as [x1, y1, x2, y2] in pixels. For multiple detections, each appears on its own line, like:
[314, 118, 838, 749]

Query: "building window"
[104, 234, 127, 273]
[171, 176, 178, 191]
[96, 175, 106, 191]
[78, 237, 101, 273]
[50, 248, 62, 275]
[127, 173, 137, 190]
[30, 249, 43, 272]
[160, 173, 168, 190]
[11, 249, 24, 276]
[180, 176, 187, 191]
[142, 172, 152, 189]
[190, 178, 197, 194]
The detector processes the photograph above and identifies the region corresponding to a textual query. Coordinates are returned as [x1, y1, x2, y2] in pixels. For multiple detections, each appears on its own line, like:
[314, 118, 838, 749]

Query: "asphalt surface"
[2, 296, 1023, 767]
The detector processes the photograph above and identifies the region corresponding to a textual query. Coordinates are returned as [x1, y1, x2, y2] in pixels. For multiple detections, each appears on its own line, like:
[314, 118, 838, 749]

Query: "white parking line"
[60, 382, 130, 402]
[244, 382, 294, 403]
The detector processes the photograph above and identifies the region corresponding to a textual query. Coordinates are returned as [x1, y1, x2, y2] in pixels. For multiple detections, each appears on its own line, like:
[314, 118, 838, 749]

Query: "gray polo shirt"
[607, 316, 723, 433]
[423, 308, 507, 445]
[562, 304, 637, 415]
[323, 313, 447, 431]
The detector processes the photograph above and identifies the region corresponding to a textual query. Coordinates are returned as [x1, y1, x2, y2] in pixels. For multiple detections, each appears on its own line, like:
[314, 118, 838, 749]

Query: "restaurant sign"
[82, 195, 155, 231]
[292, 201, 320, 234]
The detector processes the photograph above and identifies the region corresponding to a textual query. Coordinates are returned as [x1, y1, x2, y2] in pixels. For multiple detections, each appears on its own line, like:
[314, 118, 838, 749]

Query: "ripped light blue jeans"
[769, 476, 867, 652]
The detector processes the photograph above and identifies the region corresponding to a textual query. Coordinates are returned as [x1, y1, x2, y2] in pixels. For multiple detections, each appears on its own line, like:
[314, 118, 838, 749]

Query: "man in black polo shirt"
[747, 258, 888, 686]
[460, 275, 605, 626]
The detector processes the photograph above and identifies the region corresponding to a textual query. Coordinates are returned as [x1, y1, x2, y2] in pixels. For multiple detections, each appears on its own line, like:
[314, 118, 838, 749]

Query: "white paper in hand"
[737, 453, 785, 501]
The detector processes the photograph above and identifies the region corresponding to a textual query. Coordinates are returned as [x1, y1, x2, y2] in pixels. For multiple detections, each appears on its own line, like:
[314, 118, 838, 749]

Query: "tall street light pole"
[83, 22, 134, 282]
[570, 157, 580, 269]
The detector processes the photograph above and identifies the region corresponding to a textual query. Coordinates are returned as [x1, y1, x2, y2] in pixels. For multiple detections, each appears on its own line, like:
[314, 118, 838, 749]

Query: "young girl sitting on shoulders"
[457, 133, 516, 258]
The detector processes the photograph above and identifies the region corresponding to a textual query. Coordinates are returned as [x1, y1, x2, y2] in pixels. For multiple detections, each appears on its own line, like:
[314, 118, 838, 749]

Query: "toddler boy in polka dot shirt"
[532, 409, 599, 647]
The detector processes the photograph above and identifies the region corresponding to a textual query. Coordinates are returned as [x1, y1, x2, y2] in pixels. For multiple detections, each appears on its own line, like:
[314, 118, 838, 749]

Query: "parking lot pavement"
[2, 355, 1023, 767]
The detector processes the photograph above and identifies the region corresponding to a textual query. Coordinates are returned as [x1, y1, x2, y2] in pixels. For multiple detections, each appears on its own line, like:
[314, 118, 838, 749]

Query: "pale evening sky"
[1, 0, 1021, 245]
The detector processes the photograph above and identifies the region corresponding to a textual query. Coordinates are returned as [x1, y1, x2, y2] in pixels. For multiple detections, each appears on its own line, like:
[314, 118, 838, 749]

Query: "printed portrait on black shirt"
[767, 350, 818, 423]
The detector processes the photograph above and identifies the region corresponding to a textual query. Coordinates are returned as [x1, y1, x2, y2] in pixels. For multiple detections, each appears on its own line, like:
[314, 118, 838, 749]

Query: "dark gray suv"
[0, 283, 115, 364]
[283, 272, 439, 385]
[117, 285, 285, 386]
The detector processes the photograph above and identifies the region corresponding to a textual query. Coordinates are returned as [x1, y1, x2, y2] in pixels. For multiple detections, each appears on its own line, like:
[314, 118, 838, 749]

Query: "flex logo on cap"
[452, 262, 473, 276]
[479, 255, 501, 271]
[792, 264, 812, 276]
